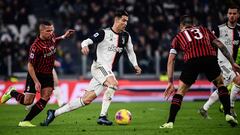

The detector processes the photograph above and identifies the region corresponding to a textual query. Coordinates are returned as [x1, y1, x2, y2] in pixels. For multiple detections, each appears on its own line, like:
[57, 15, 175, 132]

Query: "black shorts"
[24, 73, 54, 94]
[180, 56, 221, 86]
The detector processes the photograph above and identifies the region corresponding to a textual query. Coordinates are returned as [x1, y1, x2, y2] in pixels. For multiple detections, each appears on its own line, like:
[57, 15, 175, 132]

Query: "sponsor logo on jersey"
[108, 45, 123, 53]
[44, 46, 56, 58]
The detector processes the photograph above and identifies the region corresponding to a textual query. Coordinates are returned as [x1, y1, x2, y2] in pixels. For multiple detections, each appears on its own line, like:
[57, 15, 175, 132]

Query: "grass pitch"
[0, 101, 239, 135]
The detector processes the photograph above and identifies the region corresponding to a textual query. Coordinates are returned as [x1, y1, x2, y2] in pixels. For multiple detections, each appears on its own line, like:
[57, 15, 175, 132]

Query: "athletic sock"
[55, 98, 85, 117]
[100, 86, 116, 116]
[203, 90, 219, 110]
[167, 94, 183, 123]
[23, 98, 48, 121]
[53, 86, 64, 107]
[10, 90, 25, 105]
[230, 84, 240, 108]
[218, 86, 230, 115]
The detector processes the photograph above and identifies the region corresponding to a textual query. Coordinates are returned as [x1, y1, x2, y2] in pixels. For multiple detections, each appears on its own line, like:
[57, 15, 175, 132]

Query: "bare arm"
[126, 35, 142, 75]
[167, 53, 176, 83]
[28, 62, 41, 91]
[163, 53, 177, 100]
[55, 29, 75, 40]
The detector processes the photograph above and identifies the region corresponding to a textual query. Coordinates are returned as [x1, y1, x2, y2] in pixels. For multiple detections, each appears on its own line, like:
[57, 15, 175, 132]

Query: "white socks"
[53, 86, 64, 107]
[100, 86, 116, 116]
[230, 84, 240, 108]
[203, 90, 219, 111]
[54, 98, 85, 117]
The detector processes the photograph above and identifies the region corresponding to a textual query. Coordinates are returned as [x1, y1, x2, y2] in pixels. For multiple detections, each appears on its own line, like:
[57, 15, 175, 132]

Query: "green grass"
[0, 101, 239, 135]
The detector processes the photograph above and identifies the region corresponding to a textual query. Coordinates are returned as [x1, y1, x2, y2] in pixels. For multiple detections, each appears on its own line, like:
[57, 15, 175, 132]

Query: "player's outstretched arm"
[56, 29, 75, 40]
[164, 53, 176, 100]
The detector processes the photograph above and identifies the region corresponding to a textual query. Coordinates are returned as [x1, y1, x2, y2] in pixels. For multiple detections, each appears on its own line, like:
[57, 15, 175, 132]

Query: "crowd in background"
[0, 0, 239, 79]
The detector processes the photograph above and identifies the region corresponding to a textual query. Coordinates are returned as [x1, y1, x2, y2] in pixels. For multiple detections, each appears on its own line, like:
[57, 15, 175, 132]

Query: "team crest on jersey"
[30, 53, 34, 59]
[94, 32, 99, 37]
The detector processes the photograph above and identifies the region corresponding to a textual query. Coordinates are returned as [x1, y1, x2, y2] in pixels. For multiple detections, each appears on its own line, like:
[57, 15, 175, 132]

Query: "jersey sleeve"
[89, 29, 105, 44]
[170, 37, 180, 54]
[28, 44, 39, 65]
[126, 35, 138, 66]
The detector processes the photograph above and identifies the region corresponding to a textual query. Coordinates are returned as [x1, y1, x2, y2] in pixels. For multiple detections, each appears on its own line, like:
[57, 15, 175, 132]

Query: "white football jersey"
[215, 23, 240, 62]
[84, 27, 138, 69]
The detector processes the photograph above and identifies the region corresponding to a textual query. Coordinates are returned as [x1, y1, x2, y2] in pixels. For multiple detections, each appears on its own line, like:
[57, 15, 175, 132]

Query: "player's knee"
[83, 98, 93, 105]
[234, 76, 240, 85]
[24, 100, 34, 105]
[109, 81, 118, 89]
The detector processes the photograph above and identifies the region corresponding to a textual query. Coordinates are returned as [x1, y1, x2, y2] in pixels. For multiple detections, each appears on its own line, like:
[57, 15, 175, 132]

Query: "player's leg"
[230, 75, 240, 118]
[22, 87, 52, 121]
[199, 90, 218, 119]
[40, 78, 103, 126]
[52, 68, 65, 107]
[212, 75, 238, 127]
[160, 59, 198, 129]
[97, 76, 118, 126]
[1, 74, 36, 105]
[19, 73, 54, 127]
[1, 87, 35, 105]
[160, 80, 190, 128]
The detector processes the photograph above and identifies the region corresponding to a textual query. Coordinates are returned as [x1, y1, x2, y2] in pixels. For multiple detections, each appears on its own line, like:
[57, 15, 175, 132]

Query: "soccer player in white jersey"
[40, 9, 142, 126]
[199, 5, 240, 119]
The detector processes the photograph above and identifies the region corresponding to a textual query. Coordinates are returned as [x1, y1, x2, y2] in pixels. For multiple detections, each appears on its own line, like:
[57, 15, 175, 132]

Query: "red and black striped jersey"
[28, 34, 61, 74]
[171, 26, 217, 62]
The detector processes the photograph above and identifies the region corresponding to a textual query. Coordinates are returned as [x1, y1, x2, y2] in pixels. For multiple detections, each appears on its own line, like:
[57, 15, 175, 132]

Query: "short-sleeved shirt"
[28, 34, 60, 74]
[171, 26, 217, 62]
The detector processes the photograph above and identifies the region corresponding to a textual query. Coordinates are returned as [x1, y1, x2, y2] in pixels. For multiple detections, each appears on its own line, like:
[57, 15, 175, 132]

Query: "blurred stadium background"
[0, 0, 240, 103]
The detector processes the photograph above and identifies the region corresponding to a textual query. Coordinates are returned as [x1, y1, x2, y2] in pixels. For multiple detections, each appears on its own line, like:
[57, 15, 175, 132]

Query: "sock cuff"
[173, 94, 183, 100]
[218, 86, 229, 96]
[171, 94, 183, 106]
[108, 85, 117, 90]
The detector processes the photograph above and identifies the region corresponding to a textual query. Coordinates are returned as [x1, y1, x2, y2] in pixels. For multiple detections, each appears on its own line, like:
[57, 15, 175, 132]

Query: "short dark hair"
[180, 15, 193, 25]
[228, 4, 240, 12]
[39, 20, 52, 26]
[114, 9, 128, 18]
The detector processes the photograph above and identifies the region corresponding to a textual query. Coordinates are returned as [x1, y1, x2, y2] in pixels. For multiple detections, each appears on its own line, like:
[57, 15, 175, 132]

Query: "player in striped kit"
[1, 21, 75, 127]
[160, 15, 239, 128]
[41, 9, 142, 126]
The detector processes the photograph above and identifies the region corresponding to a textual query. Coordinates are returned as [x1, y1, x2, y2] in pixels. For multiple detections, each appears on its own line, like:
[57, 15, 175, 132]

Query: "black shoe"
[40, 110, 56, 126]
[198, 107, 211, 119]
[97, 116, 113, 126]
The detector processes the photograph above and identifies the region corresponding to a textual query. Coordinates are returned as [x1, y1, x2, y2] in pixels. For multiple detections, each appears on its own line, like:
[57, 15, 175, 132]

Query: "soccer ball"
[115, 109, 132, 125]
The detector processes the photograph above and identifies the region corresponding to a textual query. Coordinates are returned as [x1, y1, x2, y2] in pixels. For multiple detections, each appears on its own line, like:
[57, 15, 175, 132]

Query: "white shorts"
[85, 61, 115, 96]
[218, 60, 236, 86]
